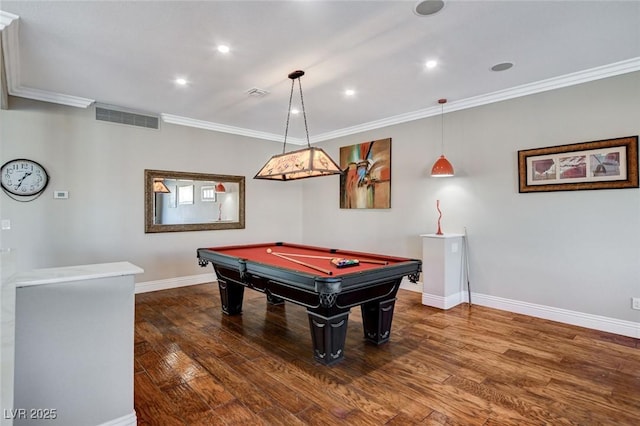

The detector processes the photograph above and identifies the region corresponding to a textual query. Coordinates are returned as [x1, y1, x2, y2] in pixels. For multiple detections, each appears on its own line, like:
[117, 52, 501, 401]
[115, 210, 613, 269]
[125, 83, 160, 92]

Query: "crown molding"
[1, 11, 20, 92]
[0, 11, 94, 108]
[444, 57, 640, 114]
[0, 11, 18, 30]
[9, 85, 94, 108]
[161, 113, 306, 145]
[310, 56, 640, 143]
[309, 107, 442, 143]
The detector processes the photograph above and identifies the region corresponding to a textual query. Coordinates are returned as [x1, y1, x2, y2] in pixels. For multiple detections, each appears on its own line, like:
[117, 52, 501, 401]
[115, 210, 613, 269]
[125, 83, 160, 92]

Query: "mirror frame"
[144, 169, 245, 233]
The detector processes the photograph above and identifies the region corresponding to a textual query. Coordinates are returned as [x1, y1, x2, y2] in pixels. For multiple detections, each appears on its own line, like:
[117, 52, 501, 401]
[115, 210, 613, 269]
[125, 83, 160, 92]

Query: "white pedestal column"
[420, 233, 465, 309]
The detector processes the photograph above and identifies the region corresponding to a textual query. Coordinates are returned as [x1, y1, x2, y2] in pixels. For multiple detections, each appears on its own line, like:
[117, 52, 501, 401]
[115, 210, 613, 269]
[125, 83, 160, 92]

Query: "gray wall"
[1, 72, 639, 324]
[303, 72, 640, 322]
[0, 98, 304, 282]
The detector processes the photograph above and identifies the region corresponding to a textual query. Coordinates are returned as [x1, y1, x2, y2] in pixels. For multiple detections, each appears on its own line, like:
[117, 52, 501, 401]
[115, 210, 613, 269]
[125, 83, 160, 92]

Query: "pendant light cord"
[282, 78, 296, 154]
[440, 102, 445, 154]
[297, 78, 312, 148]
[282, 73, 312, 154]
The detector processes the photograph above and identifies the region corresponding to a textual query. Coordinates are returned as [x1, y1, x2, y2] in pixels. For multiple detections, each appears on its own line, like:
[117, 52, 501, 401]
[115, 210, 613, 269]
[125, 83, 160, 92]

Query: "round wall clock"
[1, 158, 50, 201]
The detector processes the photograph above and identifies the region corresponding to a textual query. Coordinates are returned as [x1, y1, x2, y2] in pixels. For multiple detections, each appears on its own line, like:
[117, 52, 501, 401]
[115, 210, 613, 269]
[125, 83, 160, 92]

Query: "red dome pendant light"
[431, 98, 454, 177]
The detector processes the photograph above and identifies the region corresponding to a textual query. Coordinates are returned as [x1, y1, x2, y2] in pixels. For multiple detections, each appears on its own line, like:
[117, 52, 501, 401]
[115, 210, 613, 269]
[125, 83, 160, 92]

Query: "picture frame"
[518, 136, 638, 193]
[339, 138, 391, 209]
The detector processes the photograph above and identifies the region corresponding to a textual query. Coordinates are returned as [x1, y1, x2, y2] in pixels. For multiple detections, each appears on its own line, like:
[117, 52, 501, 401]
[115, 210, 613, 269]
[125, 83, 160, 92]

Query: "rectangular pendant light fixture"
[254, 146, 342, 181]
[254, 70, 342, 181]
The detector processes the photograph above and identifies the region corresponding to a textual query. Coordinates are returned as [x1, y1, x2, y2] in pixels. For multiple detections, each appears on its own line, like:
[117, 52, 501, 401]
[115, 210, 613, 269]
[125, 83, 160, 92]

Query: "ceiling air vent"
[95, 104, 159, 129]
[245, 87, 269, 97]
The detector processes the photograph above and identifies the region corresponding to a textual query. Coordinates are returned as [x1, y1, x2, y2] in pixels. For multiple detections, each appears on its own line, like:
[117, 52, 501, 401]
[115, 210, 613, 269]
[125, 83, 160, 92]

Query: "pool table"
[197, 242, 421, 365]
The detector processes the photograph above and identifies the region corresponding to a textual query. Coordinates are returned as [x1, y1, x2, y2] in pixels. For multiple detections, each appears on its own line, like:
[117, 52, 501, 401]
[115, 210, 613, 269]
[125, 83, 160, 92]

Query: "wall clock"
[1, 159, 50, 201]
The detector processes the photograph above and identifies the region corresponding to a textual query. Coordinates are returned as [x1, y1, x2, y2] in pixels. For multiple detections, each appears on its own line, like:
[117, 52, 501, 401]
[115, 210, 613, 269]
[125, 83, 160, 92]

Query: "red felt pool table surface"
[200, 242, 413, 277]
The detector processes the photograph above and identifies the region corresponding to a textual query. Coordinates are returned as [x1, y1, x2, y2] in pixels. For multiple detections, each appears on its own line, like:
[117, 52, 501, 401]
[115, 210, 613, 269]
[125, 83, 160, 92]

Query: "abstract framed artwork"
[518, 136, 638, 193]
[340, 138, 391, 208]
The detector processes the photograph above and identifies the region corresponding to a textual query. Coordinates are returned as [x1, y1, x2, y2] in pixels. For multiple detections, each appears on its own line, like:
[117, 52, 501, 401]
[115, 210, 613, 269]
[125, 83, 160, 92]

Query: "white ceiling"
[1, 1, 639, 144]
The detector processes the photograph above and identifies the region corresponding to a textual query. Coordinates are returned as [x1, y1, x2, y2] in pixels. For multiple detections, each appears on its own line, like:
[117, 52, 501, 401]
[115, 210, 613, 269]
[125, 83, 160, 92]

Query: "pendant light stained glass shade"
[254, 146, 342, 181]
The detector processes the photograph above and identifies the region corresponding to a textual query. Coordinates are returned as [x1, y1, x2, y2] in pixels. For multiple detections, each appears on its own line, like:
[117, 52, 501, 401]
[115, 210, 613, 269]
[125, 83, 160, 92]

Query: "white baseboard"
[135, 273, 215, 294]
[471, 292, 640, 339]
[419, 288, 639, 339]
[135, 275, 639, 339]
[98, 411, 136, 426]
[421, 291, 466, 310]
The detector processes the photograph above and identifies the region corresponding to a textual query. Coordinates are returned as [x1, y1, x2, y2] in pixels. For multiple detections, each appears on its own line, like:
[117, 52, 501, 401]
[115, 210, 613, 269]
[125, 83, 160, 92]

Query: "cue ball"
[267, 248, 272, 253]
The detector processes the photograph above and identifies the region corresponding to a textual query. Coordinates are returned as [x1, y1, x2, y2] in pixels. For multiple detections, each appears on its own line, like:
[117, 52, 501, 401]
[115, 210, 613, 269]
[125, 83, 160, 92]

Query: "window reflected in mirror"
[145, 170, 245, 232]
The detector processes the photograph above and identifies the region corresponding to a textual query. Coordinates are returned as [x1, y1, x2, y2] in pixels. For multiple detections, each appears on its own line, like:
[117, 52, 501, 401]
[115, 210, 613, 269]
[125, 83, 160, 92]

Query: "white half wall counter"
[9, 262, 143, 426]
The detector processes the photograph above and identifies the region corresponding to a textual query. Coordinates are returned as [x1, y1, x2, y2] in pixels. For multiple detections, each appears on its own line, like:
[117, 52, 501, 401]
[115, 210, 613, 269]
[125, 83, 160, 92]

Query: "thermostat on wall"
[53, 190, 69, 199]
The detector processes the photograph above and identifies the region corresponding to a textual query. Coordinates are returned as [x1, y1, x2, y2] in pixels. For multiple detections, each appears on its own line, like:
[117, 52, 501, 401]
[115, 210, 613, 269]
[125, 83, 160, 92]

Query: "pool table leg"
[307, 310, 350, 365]
[218, 279, 244, 315]
[266, 293, 285, 305]
[361, 297, 397, 344]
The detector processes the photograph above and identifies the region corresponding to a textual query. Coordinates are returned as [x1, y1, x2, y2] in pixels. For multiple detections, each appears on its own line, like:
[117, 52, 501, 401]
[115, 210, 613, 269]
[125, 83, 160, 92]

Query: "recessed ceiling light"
[426, 60, 438, 69]
[217, 45, 230, 54]
[175, 78, 187, 86]
[290, 108, 300, 115]
[345, 89, 356, 96]
[414, 0, 445, 17]
[491, 62, 514, 72]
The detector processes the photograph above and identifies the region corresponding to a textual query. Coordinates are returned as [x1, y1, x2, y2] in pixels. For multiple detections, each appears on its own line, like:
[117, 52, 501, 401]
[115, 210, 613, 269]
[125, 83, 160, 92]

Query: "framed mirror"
[144, 169, 245, 233]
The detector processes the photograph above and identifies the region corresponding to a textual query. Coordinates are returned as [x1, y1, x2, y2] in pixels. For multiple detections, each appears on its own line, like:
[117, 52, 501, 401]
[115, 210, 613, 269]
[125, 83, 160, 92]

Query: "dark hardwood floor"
[134, 283, 639, 425]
